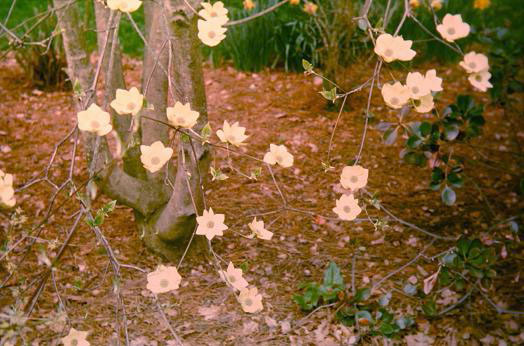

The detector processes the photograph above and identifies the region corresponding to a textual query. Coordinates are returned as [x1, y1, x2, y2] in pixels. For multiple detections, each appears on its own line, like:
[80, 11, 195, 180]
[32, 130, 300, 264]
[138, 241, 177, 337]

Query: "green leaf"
[101, 200, 117, 214]
[441, 186, 456, 206]
[447, 172, 463, 188]
[379, 322, 397, 336]
[354, 287, 371, 302]
[383, 127, 398, 145]
[355, 310, 373, 325]
[302, 59, 313, 72]
[319, 87, 337, 102]
[200, 122, 212, 142]
[422, 300, 437, 317]
[323, 262, 344, 287]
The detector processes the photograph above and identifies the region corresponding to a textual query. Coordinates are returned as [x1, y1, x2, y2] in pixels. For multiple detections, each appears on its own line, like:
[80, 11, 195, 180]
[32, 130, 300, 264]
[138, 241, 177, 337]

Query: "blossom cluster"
[333, 165, 368, 221]
[198, 2, 229, 47]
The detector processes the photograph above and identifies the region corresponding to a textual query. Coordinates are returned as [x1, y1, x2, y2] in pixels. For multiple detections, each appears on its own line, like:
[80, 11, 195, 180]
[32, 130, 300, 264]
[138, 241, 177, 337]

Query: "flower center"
[469, 62, 476, 69]
[207, 221, 215, 229]
[160, 279, 169, 288]
[475, 74, 482, 82]
[127, 102, 136, 111]
[350, 176, 359, 183]
[275, 154, 283, 163]
[90, 120, 100, 129]
[412, 86, 420, 94]
[208, 31, 216, 39]
[384, 48, 394, 57]
[447, 27, 456, 35]
[390, 97, 399, 105]
[343, 206, 351, 213]
[71, 339, 78, 346]
[151, 156, 161, 165]
[244, 298, 253, 306]
[210, 11, 218, 17]
[176, 117, 186, 125]
[228, 275, 236, 283]
[228, 134, 236, 143]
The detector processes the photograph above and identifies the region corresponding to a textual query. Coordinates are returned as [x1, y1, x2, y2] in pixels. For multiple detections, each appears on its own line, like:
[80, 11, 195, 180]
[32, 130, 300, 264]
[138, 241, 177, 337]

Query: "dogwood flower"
[106, 0, 142, 13]
[198, 19, 227, 47]
[340, 165, 369, 191]
[77, 104, 113, 136]
[381, 82, 410, 109]
[468, 71, 493, 92]
[303, 2, 318, 15]
[425, 69, 443, 92]
[216, 120, 248, 146]
[219, 262, 249, 291]
[0, 170, 15, 208]
[248, 217, 273, 240]
[243, 0, 255, 10]
[238, 287, 263, 313]
[166, 102, 199, 129]
[430, 0, 442, 10]
[459, 52, 489, 74]
[199, 2, 229, 25]
[146, 265, 182, 294]
[140, 141, 173, 173]
[196, 208, 228, 240]
[406, 72, 431, 100]
[436, 14, 470, 42]
[414, 93, 435, 113]
[110, 87, 143, 116]
[333, 194, 362, 221]
[61, 328, 90, 346]
[374, 33, 416, 63]
[263, 144, 294, 168]
[474, 0, 490, 10]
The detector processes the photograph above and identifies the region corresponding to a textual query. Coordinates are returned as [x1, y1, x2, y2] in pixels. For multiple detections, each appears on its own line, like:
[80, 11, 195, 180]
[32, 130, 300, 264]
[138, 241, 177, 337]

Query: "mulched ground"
[0, 54, 523, 345]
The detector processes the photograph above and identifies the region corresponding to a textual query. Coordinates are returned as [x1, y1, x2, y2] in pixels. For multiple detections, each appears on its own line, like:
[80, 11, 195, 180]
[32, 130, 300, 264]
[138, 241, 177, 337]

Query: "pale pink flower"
[140, 141, 173, 173]
[216, 120, 248, 146]
[459, 52, 489, 73]
[263, 144, 293, 168]
[437, 14, 470, 42]
[248, 217, 273, 240]
[468, 71, 493, 92]
[333, 194, 362, 221]
[374, 34, 416, 63]
[61, 328, 90, 346]
[146, 265, 182, 294]
[219, 262, 249, 291]
[340, 165, 368, 191]
[196, 208, 228, 240]
[381, 82, 410, 109]
[238, 287, 263, 313]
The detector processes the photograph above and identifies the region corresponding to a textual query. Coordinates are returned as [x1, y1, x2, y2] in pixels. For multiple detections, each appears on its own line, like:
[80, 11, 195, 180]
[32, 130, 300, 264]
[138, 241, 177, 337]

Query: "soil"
[0, 54, 523, 345]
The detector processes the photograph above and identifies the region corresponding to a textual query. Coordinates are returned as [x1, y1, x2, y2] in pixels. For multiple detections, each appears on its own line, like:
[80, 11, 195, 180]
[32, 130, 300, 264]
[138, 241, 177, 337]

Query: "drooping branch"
[94, 1, 130, 144]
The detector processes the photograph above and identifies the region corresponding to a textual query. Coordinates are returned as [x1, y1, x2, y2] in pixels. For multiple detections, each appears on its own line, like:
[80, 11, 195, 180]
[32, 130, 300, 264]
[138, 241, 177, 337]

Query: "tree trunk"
[55, 0, 211, 263]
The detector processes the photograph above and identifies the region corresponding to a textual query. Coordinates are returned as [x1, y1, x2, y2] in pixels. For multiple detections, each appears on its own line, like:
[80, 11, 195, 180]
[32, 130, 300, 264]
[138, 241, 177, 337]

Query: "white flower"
[333, 194, 362, 221]
[61, 328, 90, 346]
[406, 72, 431, 100]
[414, 93, 435, 113]
[110, 87, 143, 116]
[374, 33, 416, 63]
[238, 287, 263, 313]
[340, 165, 368, 191]
[459, 52, 489, 74]
[425, 69, 443, 92]
[77, 104, 113, 136]
[0, 170, 15, 208]
[219, 262, 249, 291]
[199, 1, 229, 25]
[146, 265, 182, 294]
[198, 19, 227, 47]
[196, 208, 228, 240]
[216, 120, 248, 146]
[140, 141, 173, 173]
[436, 14, 470, 42]
[248, 217, 273, 240]
[468, 71, 493, 92]
[106, 0, 142, 13]
[381, 82, 410, 109]
[263, 144, 294, 168]
[166, 102, 200, 129]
